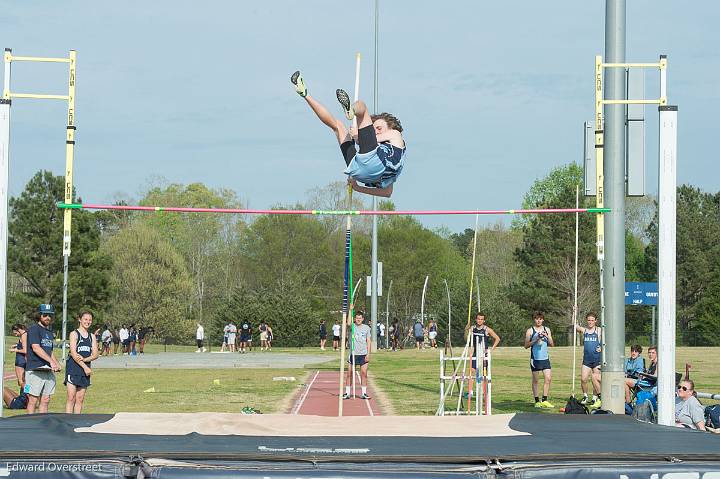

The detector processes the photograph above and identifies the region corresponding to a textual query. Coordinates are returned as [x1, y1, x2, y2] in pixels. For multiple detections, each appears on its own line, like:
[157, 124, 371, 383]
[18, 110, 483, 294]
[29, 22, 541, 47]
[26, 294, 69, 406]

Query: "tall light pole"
[601, 0, 627, 414]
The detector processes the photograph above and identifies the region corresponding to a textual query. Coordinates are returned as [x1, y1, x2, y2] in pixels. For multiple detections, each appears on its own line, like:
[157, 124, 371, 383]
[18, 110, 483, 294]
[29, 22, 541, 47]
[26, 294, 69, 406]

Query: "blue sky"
[3, 1, 719, 232]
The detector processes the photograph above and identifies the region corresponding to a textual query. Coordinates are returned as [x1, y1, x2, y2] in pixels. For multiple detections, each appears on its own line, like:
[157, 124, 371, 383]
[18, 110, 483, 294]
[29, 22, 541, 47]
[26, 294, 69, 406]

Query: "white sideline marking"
[292, 370, 320, 415]
[364, 394, 375, 416]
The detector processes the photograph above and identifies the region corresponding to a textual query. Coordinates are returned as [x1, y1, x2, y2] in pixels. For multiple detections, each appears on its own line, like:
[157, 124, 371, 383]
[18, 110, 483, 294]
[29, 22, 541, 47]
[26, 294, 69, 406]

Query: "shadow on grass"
[374, 376, 437, 394]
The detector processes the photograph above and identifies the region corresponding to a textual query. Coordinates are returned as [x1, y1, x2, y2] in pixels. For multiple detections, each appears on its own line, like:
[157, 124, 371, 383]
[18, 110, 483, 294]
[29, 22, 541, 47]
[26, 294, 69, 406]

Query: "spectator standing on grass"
[65, 311, 99, 414]
[221, 323, 230, 352]
[227, 322, 237, 352]
[319, 320, 327, 350]
[25, 304, 62, 414]
[332, 320, 341, 351]
[119, 325, 129, 355]
[239, 320, 252, 353]
[427, 319, 438, 349]
[138, 326, 153, 354]
[196, 323, 205, 352]
[266, 324, 274, 350]
[111, 327, 120, 355]
[129, 324, 138, 355]
[675, 379, 706, 431]
[258, 320, 269, 351]
[412, 319, 425, 350]
[524, 311, 554, 409]
[93, 326, 102, 348]
[10, 323, 27, 388]
[378, 322, 385, 349]
[390, 319, 400, 351]
[101, 326, 112, 356]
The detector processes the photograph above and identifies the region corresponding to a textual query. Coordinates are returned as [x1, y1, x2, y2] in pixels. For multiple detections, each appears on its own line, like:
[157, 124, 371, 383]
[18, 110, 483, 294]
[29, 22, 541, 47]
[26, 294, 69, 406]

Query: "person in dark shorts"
[119, 325, 129, 354]
[239, 320, 252, 353]
[128, 324, 138, 355]
[266, 324, 274, 350]
[343, 307, 372, 400]
[524, 311, 554, 409]
[291, 71, 405, 198]
[111, 327, 120, 355]
[3, 387, 29, 410]
[25, 304, 62, 414]
[412, 319, 425, 350]
[319, 320, 327, 350]
[10, 323, 27, 388]
[574, 312, 602, 408]
[101, 326, 112, 356]
[390, 319, 400, 351]
[65, 311, 99, 414]
[138, 326, 153, 354]
[465, 312, 500, 399]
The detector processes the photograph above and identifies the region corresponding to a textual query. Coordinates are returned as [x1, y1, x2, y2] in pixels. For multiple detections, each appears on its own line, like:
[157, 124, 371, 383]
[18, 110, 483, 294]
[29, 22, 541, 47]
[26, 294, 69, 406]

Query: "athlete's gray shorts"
[25, 370, 56, 397]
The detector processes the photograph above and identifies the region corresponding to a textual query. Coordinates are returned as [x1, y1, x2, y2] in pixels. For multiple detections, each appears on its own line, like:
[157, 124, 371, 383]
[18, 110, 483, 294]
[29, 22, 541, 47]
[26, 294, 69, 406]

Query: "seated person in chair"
[624, 345, 650, 404]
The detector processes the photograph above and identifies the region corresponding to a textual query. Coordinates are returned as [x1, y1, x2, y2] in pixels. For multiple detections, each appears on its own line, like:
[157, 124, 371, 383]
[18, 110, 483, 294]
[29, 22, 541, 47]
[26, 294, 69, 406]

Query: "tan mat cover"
[77, 412, 528, 437]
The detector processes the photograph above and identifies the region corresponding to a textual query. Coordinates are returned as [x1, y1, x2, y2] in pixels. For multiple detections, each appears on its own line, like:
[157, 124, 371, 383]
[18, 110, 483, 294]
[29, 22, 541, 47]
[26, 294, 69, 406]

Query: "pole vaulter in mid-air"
[291, 70, 405, 198]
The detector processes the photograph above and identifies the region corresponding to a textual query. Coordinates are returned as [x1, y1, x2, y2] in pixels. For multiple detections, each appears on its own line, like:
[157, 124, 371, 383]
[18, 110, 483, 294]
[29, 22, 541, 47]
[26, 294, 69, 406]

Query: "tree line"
[6, 166, 719, 347]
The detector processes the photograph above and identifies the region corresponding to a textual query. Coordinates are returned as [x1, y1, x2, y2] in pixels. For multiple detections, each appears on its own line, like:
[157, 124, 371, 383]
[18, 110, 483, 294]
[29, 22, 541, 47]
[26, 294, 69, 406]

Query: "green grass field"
[3, 337, 718, 416]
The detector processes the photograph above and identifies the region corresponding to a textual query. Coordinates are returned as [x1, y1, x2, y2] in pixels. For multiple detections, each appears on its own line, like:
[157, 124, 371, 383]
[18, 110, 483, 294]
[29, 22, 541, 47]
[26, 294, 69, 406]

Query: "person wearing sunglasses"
[675, 379, 706, 431]
[25, 303, 62, 414]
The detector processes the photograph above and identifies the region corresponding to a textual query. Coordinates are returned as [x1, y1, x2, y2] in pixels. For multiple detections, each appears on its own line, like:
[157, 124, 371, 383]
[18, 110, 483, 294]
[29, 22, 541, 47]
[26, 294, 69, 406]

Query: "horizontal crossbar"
[58, 203, 611, 216]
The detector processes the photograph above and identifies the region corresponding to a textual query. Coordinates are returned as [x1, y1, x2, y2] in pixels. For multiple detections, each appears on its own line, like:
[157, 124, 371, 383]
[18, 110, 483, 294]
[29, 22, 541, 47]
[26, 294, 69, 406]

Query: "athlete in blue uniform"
[465, 313, 500, 399]
[10, 324, 27, 389]
[65, 311, 99, 414]
[291, 71, 405, 198]
[574, 312, 602, 408]
[524, 311, 555, 408]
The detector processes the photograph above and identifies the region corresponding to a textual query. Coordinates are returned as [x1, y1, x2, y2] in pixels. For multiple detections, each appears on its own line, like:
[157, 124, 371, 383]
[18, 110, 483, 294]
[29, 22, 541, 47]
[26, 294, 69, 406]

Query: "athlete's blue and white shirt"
[582, 328, 602, 365]
[344, 142, 406, 189]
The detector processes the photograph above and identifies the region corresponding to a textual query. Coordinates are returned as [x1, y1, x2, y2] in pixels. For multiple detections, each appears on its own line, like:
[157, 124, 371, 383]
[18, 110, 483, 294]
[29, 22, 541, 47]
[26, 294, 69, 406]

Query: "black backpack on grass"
[564, 396, 589, 414]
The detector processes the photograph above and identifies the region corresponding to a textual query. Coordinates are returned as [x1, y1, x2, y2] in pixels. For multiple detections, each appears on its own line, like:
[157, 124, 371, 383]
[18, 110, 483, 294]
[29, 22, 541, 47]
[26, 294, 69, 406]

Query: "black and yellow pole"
[62, 50, 77, 361]
[1, 50, 76, 361]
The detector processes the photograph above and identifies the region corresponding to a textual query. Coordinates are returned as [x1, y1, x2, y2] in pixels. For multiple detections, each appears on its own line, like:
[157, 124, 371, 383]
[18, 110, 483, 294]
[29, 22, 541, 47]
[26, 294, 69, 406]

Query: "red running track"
[291, 371, 381, 416]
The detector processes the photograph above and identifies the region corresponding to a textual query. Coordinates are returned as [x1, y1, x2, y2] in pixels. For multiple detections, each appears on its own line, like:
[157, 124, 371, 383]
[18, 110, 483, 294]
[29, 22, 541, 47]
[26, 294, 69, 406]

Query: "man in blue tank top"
[524, 311, 555, 409]
[65, 311, 99, 414]
[25, 303, 62, 414]
[574, 312, 602, 408]
[291, 71, 405, 198]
